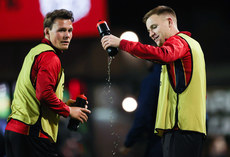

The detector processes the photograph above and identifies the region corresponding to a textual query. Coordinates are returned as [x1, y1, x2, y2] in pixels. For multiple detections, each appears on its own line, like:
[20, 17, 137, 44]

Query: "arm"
[35, 52, 70, 117]
[35, 52, 90, 122]
[101, 34, 189, 63]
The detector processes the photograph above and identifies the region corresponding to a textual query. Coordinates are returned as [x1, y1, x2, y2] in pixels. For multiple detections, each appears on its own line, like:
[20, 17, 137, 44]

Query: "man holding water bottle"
[101, 5, 206, 157]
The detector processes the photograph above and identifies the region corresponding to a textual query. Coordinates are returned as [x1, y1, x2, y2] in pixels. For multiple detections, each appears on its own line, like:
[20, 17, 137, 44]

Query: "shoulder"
[36, 51, 61, 68]
[37, 51, 59, 60]
[165, 32, 191, 51]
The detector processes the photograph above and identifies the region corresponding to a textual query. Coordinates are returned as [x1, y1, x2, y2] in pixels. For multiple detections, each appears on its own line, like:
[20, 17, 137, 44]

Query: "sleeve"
[35, 52, 70, 117]
[119, 36, 189, 63]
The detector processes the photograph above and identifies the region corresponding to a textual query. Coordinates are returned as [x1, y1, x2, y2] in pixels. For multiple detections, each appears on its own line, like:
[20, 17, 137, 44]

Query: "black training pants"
[161, 130, 204, 157]
[5, 130, 59, 157]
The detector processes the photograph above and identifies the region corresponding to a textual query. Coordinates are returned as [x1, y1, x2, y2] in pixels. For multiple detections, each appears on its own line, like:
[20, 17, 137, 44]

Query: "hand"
[66, 99, 76, 106]
[67, 98, 91, 123]
[119, 146, 131, 155]
[69, 106, 91, 124]
[66, 99, 89, 107]
[101, 34, 121, 50]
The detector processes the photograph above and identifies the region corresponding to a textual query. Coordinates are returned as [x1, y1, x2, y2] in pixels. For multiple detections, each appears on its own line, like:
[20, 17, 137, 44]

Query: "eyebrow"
[58, 27, 73, 31]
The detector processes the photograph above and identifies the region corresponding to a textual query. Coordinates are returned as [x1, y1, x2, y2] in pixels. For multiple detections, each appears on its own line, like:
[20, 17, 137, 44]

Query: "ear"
[167, 17, 173, 28]
[44, 27, 50, 39]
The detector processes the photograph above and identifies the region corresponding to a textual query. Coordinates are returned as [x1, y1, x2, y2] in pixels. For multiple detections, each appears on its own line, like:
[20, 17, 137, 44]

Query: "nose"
[64, 31, 71, 39]
[149, 30, 155, 38]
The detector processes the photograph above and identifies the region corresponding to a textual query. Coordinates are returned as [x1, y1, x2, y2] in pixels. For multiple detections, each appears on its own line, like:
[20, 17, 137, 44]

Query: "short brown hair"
[143, 5, 177, 23]
[43, 9, 74, 30]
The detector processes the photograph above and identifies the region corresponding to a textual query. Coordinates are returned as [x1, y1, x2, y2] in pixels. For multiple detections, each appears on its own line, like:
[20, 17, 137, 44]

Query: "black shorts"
[4, 130, 59, 157]
[161, 130, 205, 157]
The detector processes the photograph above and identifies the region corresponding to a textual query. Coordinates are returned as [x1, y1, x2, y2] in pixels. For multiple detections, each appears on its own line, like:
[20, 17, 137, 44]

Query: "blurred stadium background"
[0, 0, 230, 156]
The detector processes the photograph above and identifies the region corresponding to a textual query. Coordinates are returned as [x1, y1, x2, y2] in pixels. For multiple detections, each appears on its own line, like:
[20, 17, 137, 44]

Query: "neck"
[45, 36, 49, 40]
[171, 26, 179, 36]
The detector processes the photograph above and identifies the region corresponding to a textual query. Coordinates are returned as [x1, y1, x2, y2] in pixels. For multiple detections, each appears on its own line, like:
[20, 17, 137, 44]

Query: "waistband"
[5, 119, 49, 139]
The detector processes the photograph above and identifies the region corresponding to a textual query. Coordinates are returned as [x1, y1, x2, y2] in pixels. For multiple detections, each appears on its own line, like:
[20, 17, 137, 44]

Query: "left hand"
[66, 99, 76, 106]
[119, 146, 131, 155]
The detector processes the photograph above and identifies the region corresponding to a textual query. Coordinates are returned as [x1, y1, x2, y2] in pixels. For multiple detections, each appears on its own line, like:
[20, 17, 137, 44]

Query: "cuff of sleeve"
[119, 39, 128, 51]
[61, 102, 70, 118]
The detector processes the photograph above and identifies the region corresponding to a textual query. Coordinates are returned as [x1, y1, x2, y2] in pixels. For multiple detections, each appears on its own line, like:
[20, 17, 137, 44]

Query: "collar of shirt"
[41, 38, 63, 55]
[165, 31, 191, 41]
[176, 31, 191, 36]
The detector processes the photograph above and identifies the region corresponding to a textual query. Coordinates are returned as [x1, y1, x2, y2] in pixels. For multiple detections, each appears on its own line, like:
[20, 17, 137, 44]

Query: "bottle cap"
[77, 94, 87, 100]
[96, 20, 107, 28]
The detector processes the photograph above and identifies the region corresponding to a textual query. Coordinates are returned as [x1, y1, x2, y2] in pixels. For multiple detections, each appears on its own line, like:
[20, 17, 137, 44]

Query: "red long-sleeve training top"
[6, 38, 70, 136]
[32, 38, 70, 117]
[119, 31, 192, 92]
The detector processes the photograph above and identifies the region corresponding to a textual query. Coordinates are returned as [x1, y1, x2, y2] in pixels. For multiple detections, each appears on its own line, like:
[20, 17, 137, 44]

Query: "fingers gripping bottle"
[67, 94, 87, 131]
[97, 20, 118, 57]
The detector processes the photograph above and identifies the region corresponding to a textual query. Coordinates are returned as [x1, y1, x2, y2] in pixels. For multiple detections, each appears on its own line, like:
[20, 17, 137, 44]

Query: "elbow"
[36, 91, 45, 102]
[36, 89, 51, 102]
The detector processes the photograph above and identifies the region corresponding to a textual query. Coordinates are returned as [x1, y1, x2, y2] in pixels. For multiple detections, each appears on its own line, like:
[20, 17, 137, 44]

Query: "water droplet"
[104, 57, 121, 157]
[112, 151, 116, 156]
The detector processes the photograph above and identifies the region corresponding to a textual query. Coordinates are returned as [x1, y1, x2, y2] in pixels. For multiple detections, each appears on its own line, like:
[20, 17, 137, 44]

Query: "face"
[45, 18, 73, 50]
[146, 14, 172, 46]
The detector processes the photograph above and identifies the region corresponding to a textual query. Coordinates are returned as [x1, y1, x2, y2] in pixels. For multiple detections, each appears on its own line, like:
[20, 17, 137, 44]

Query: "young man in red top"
[101, 5, 206, 157]
[5, 9, 91, 157]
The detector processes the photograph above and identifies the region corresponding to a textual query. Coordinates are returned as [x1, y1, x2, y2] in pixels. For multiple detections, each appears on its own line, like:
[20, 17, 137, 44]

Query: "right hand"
[69, 106, 91, 124]
[67, 99, 91, 123]
[101, 34, 121, 50]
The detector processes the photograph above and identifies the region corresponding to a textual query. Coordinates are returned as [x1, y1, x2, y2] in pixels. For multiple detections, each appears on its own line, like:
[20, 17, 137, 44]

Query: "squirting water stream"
[106, 56, 120, 157]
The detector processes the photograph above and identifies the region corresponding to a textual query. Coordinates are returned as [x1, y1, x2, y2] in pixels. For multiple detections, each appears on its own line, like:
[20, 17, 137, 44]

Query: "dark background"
[1, 0, 230, 157]
[1, 0, 230, 85]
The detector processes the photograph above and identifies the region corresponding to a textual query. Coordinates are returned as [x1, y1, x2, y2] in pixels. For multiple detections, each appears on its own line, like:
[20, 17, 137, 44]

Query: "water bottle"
[67, 94, 87, 131]
[97, 20, 118, 57]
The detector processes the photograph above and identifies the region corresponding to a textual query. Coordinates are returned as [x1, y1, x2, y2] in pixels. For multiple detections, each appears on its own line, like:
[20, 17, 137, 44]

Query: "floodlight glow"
[122, 97, 137, 112]
[120, 31, 139, 42]
[39, 0, 91, 22]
